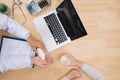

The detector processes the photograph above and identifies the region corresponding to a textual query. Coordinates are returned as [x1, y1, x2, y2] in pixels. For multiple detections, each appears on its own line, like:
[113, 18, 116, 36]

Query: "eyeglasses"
[12, 0, 27, 25]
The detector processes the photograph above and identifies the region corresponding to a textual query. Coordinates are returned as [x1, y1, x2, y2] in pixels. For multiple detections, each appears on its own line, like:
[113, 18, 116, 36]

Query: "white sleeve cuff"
[81, 64, 107, 80]
[60, 76, 68, 80]
[21, 32, 30, 40]
[24, 57, 33, 68]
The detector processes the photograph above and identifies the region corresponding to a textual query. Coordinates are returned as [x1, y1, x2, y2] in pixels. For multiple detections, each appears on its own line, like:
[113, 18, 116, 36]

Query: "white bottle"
[37, 48, 46, 60]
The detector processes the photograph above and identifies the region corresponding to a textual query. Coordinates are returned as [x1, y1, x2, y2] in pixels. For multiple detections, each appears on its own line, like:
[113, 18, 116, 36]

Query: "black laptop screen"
[56, 0, 87, 40]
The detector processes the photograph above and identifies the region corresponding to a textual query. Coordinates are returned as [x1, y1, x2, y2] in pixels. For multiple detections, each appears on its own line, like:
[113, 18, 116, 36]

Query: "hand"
[31, 56, 54, 68]
[27, 36, 48, 53]
[66, 54, 84, 68]
[39, 56, 54, 65]
[32, 56, 46, 67]
[65, 69, 81, 80]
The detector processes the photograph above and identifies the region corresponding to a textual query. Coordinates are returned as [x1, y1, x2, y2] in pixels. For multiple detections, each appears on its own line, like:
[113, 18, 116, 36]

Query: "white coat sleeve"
[0, 14, 30, 39]
[0, 56, 33, 73]
[0, 48, 35, 73]
[81, 64, 107, 80]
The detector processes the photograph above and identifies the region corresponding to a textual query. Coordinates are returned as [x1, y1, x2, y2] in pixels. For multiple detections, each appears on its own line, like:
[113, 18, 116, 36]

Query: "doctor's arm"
[0, 56, 53, 73]
[0, 14, 47, 52]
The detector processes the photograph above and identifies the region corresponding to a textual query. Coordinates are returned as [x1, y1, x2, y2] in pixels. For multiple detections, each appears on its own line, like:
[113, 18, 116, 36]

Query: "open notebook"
[0, 36, 34, 57]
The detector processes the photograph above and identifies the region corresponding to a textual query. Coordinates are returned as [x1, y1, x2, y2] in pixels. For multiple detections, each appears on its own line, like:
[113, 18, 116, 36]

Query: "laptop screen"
[56, 0, 87, 40]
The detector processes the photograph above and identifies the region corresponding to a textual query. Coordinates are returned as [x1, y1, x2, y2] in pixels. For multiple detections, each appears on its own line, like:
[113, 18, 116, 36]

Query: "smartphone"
[26, 0, 51, 15]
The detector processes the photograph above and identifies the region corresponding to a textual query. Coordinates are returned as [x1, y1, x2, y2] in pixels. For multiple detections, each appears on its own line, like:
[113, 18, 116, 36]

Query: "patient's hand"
[64, 54, 84, 68]
[27, 36, 48, 53]
[32, 56, 53, 68]
[64, 69, 81, 80]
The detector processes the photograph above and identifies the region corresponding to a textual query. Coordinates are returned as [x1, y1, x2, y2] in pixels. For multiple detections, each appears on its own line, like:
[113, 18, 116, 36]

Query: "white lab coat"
[0, 14, 30, 39]
[0, 14, 34, 73]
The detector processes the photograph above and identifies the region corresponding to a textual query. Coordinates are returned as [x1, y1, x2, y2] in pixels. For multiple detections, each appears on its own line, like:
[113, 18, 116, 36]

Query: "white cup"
[60, 55, 71, 65]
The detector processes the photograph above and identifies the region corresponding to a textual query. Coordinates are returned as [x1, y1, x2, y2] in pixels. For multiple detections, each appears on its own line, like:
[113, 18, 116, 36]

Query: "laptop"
[33, 0, 87, 52]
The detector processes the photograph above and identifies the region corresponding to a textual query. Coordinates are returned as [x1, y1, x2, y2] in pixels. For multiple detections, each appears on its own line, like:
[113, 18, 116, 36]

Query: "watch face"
[38, 0, 48, 8]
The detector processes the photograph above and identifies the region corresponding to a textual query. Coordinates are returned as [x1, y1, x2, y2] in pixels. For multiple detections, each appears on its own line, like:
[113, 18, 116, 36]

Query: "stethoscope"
[12, 0, 27, 25]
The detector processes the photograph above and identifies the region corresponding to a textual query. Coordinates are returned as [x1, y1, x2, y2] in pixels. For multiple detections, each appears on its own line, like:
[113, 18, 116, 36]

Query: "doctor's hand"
[27, 36, 48, 53]
[31, 56, 54, 68]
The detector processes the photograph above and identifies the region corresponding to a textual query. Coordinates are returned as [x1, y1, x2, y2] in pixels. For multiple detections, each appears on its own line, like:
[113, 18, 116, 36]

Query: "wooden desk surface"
[0, 0, 120, 80]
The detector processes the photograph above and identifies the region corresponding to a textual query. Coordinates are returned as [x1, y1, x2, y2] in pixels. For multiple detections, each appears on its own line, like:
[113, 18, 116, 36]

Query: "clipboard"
[0, 36, 34, 57]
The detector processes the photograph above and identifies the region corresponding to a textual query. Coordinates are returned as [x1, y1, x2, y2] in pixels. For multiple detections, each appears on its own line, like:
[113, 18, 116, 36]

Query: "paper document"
[0, 36, 34, 57]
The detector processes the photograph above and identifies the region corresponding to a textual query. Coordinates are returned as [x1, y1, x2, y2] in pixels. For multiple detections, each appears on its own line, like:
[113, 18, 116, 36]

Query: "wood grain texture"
[0, 0, 120, 80]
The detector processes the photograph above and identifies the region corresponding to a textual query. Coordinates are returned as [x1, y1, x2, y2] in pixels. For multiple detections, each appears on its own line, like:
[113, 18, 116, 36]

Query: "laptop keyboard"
[44, 13, 68, 45]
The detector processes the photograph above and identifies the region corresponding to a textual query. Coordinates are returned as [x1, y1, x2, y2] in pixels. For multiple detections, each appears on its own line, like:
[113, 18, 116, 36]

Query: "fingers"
[27, 36, 48, 53]
[46, 61, 53, 65]
[38, 41, 45, 49]
[38, 64, 46, 68]
[46, 57, 54, 65]
[36, 41, 48, 53]
[33, 56, 54, 68]
[32, 56, 46, 68]
[40, 45, 48, 53]
[41, 57, 54, 65]
[42, 59, 47, 64]
[46, 57, 53, 60]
